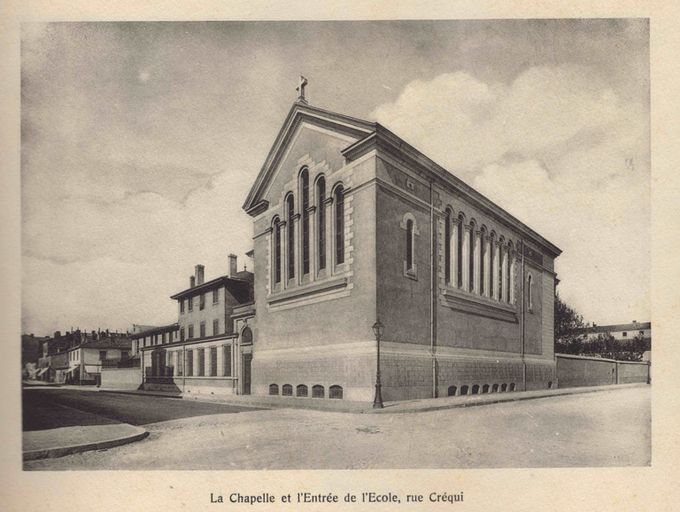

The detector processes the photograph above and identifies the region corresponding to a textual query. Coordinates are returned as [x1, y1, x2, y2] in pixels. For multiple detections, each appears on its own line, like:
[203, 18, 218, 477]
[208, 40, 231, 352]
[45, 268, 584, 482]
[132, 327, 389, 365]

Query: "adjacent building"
[36, 330, 131, 384]
[569, 321, 651, 344]
[139, 256, 254, 395]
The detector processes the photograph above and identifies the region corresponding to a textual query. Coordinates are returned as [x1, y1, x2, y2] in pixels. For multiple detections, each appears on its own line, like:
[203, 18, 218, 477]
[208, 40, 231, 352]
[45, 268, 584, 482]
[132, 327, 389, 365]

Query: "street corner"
[23, 423, 149, 461]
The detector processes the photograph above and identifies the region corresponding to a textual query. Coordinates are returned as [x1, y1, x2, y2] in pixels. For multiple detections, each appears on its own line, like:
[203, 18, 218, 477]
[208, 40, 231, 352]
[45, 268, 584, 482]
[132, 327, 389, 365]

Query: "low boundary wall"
[101, 367, 143, 390]
[556, 354, 650, 389]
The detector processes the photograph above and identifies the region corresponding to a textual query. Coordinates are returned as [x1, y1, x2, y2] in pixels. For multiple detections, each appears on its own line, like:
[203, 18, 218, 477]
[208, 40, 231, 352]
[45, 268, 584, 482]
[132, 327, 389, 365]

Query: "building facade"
[570, 321, 651, 343]
[242, 99, 561, 402]
[139, 256, 255, 396]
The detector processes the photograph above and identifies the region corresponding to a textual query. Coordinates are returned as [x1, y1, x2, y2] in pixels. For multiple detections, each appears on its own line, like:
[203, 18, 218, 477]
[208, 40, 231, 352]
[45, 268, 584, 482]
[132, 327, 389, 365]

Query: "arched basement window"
[296, 384, 308, 397]
[286, 194, 295, 279]
[460, 385, 469, 395]
[491, 384, 499, 392]
[329, 385, 343, 399]
[482, 384, 490, 393]
[316, 176, 326, 271]
[501, 383, 507, 392]
[472, 384, 480, 394]
[269, 384, 279, 395]
[300, 168, 310, 275]
[312, 385, 325, 398]
[282, 384, 293, 396]
[334, 185, 345, 265]
[448, 386, 457, 397]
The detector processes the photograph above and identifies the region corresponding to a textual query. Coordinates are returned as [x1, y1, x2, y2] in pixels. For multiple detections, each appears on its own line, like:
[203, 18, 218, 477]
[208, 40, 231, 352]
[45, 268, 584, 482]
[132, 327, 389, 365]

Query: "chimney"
[195, 264, 205, 285]
[190, 275, 196, 287]
[228, 254, 238, 277]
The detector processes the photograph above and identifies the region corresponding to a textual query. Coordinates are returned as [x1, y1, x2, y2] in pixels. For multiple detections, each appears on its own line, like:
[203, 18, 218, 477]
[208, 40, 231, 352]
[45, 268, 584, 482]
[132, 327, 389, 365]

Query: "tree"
[554, 292, 588, 354]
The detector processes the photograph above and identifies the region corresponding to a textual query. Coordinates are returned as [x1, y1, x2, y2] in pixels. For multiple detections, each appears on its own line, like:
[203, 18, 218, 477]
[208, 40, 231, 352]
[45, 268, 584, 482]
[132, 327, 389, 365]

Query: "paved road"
[23, 388, 263, 430]
[24, 386, 650, 470]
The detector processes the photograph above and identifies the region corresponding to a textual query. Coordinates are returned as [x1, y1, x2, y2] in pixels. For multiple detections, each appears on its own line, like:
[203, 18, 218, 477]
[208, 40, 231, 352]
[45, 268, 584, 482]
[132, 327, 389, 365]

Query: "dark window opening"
[509, 383, 516, 391]
[269, 384, 279, 395]
[492, 383, 499, 392]
[334, 186, 344, 265]
[223, 345, 231, 377]
[457, 216, 464, 287]
[286, 195, 295, 279]
[501, 383, 507, 392]
[301, 169, 310, 275]
[482, 384, 490, 393]
[444, 211, 451, 283]
[282, 384, 293, 396]
[317, 177, 326, 270]
[274, 218, 282, 284]
[329, 385, 343, 399]
[296, 384, 308, 397]
[210, 347, 217, 376]
[312, 385, 325, 398]
[447, 386, 457, 397]
[406, 218, 414, 271]
[460, 385, 469, 395]
[472, 384, 480, 394]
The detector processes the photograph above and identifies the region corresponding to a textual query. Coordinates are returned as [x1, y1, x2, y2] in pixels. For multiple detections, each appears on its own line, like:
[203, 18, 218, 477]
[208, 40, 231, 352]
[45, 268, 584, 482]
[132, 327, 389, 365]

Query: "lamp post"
[372, 319, 385, 409]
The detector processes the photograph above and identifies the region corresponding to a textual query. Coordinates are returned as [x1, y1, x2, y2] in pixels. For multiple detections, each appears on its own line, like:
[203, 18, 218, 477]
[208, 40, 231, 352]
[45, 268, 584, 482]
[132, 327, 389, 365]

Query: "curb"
[98, 389, 183, 399]
[23, 427, 149, 461]
[371, 383, 649, 414]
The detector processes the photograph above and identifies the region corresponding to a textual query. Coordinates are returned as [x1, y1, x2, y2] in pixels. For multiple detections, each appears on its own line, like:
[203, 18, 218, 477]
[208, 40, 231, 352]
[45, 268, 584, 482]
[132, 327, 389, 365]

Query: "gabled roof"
[242, 101, 375, 216]
[130, 323, 179, 339]
[242, 100, 561, 258]
[571, 322, 651, 335]
[170, 272, 254, 304]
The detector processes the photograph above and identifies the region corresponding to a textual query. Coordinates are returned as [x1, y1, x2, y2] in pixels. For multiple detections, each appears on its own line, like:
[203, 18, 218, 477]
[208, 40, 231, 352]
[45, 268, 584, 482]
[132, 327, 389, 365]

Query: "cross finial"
[296, 75, 308, 104]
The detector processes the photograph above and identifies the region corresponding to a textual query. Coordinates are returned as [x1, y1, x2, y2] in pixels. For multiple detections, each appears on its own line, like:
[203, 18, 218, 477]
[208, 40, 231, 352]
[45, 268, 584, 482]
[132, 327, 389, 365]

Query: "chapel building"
[241, 90, 561, 402]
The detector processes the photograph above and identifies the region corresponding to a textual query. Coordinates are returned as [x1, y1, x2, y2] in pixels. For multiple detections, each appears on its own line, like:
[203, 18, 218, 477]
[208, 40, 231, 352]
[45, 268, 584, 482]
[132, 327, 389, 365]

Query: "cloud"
[372, 67, 650, 324]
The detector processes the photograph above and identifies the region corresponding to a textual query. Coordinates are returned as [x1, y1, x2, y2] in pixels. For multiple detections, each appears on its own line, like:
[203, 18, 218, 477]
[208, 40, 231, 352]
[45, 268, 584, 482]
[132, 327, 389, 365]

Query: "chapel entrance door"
[242, 354, 252, 395]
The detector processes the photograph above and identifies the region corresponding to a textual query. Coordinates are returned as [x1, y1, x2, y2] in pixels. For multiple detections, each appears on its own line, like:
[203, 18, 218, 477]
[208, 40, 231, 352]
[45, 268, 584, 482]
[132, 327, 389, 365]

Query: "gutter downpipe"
[521, 239, 527, 391]
[430, 180, 437, 398]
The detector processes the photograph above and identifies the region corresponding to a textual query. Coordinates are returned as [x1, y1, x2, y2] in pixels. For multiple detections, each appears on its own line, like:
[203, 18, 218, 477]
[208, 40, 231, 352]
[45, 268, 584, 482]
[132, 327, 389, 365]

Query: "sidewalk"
[23, 397, 148, 461]
[98, 382, 648, 414]
[24, 424, 149, 461]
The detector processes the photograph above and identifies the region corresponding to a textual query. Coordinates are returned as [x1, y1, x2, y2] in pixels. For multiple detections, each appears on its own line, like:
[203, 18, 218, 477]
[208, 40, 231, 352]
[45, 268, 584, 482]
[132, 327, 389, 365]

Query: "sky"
[21, 19, 650, 335]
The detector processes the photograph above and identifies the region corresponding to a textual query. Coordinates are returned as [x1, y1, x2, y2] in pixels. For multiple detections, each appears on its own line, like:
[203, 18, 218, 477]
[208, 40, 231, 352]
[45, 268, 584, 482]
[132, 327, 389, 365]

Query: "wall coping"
[556, 353, 649, 365]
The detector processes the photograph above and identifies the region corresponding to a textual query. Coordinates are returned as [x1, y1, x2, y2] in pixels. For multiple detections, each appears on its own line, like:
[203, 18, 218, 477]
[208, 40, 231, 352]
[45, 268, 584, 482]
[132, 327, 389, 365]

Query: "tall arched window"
[457, 214, 464, 287]
[498, 238, 504, 300]
[444, 208, 452, 284]
[480, 226, 487, 295]
[489, 232, 496, 295]
[286, 194, 295, 279]
[506, 242, 513, 303]
[273, 216, 281, 284]
[300, 169, 310, 275]
[316, 176, 326, 271]
[527, 273, 534, 310]
[334, 184, 345, 265]
[406, 218, 414, 271]
[468, 220, 476, 292]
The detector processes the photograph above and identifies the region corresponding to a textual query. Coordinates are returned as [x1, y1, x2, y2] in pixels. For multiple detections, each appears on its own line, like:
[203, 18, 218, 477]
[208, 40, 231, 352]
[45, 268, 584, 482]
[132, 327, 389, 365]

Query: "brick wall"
[556, 354, 650, 388]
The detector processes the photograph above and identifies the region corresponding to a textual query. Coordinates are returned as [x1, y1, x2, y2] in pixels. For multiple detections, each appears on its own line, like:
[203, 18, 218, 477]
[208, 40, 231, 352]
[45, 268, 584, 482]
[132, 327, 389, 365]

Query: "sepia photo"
[5, 3, 680, 510]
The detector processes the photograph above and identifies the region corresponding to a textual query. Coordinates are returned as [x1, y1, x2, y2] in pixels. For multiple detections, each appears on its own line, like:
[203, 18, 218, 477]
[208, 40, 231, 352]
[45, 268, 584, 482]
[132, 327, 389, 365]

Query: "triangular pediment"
[243, 102, 375, 216]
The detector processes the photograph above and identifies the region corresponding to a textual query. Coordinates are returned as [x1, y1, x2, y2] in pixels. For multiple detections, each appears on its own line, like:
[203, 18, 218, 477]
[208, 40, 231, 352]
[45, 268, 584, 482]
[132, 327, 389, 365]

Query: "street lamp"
[372, 319, 385, 409]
